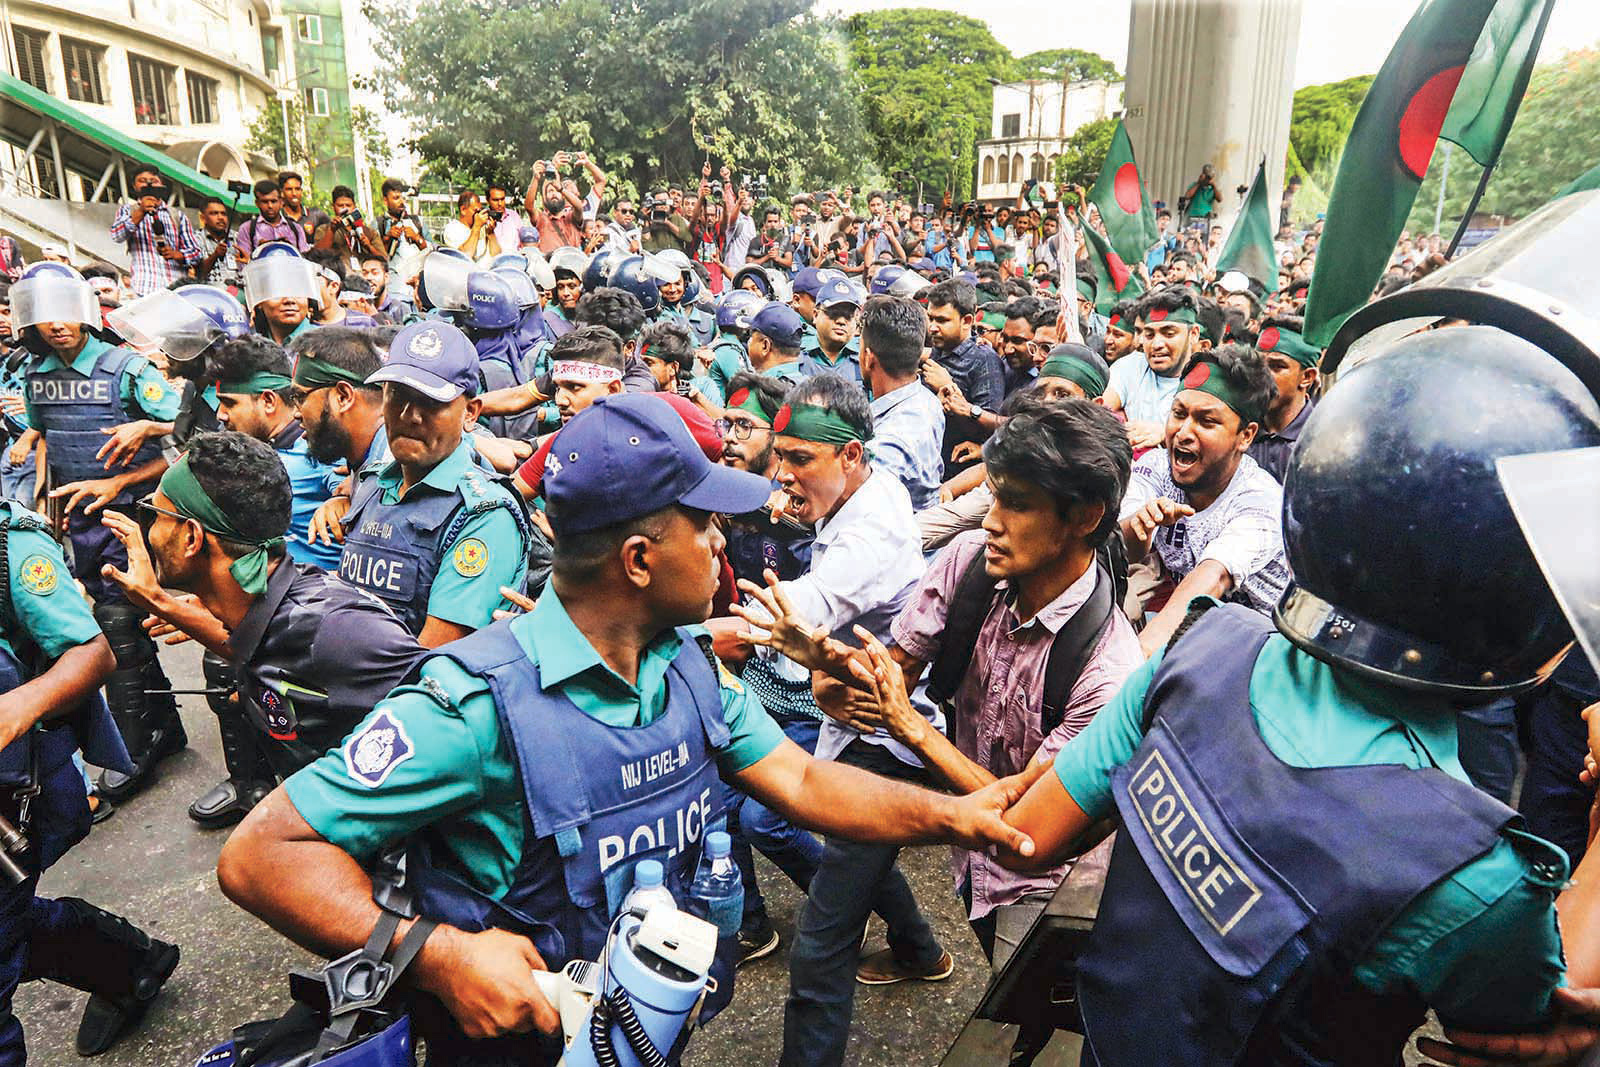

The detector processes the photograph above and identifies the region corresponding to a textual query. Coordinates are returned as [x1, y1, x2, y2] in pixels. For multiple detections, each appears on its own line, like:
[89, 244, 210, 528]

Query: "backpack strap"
[925, 550, 998, 706]
[1040, 564, 1116, 737]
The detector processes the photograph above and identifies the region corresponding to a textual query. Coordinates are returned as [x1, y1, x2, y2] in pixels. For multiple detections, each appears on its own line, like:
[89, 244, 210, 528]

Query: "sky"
[820, 0, 1600, 87]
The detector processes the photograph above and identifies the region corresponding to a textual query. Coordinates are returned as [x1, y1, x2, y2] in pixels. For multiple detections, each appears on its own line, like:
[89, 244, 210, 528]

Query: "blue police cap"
[543, 393, 772, 535]
[748, 302, 807, 349]
[815, 278, 865, 310]
[366, 320, 480, 402]
[791, 267, 828, 297]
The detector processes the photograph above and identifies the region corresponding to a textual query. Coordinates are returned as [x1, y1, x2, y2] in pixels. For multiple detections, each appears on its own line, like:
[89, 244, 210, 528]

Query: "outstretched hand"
[729, 569, 856, 676]
[1416, 987, 1600, 1065]
[947, 772, 1036, 860]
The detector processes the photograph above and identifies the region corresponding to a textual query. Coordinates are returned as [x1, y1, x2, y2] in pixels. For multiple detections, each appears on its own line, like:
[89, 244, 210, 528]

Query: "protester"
[275, 171, 329, 243]
[234, 180, 308, 262]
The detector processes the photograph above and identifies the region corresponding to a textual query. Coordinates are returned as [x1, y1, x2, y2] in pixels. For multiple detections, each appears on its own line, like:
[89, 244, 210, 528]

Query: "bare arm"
[418, 616, 474, 649]
[0, 636, 115, 753]
[1138, 560, 1231, 658]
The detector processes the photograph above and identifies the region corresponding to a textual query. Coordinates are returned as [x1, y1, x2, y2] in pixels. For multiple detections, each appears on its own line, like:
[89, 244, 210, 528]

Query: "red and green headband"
[725, 387, 774, 424]
[1256, 325, 1322, 369]
[771, 401, 866, 445]
[1141, 306, 1197, 326]
[1180, 358, 1264, 426]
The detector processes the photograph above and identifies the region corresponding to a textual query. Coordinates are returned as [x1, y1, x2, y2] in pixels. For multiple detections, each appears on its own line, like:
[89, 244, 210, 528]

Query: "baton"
[44, 467, 64, 544]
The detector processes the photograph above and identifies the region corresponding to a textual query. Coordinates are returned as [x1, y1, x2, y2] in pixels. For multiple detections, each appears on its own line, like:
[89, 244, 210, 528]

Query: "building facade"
[976, 79, 1124, 204]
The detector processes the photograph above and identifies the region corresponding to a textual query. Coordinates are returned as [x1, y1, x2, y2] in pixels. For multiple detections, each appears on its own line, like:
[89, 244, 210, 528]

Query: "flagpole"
[1445, 0, 1558, 257]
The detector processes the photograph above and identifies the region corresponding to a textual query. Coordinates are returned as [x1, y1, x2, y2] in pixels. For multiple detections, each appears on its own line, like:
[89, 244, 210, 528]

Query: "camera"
[486, 208, 505, 224]
[344, 209, 364, 227]
[544, 163, 558, 179]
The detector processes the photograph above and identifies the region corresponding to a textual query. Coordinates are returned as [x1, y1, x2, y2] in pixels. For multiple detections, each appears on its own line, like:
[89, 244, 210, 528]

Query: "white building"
[2, 0, 294, 181]
[976, 78, 1123, 204]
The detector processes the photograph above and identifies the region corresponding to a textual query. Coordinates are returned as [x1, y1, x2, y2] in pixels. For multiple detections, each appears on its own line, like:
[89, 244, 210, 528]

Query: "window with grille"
[129, 54, 178, 124]
[187, 71, 219, 124]
[305, 86, 329, 116]
[61, 38, 108, 104]
[296, 14, 321, 43]
[1001, 113, 1021, 138]
[13, 26, 48, 91]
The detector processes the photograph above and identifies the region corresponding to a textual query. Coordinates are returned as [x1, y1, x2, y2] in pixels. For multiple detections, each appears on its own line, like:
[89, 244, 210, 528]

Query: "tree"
[1011, 48, 1119, 83]
[245, 99, 388, 201]
[1054, 116, 1116, 188]
[1288, 74, 1374, 175]
[844, 9, 1013, 198]
[368, 0, 871, 200]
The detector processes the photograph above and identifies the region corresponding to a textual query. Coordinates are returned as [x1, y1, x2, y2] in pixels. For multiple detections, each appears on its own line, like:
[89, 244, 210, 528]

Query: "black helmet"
[583, 249, 621, 292]
[1276, 324, 1600, 699]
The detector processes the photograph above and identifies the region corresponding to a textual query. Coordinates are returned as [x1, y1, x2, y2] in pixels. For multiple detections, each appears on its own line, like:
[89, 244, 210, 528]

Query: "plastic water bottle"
[622, 859, 677, 918]
[687, 831, 743, 937]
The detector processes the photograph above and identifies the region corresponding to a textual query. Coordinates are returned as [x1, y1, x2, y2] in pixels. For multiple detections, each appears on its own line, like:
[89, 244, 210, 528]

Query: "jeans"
[781, 740, 944, 1067]
[725, 717, 824, 923]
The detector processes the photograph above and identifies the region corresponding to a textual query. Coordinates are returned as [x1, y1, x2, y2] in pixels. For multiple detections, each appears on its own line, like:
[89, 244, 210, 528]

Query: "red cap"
[657, 392, 725, 462]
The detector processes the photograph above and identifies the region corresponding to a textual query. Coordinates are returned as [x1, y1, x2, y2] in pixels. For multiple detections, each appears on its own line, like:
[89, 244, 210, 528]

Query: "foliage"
[1288, 75, 1374, 175]
[1054, 116, 1117, 188]
[842, 9, 1012, 198]
[368, 0, 871, 201]
[1010, 48, 1120, 83]
[245, 99, 388, 201]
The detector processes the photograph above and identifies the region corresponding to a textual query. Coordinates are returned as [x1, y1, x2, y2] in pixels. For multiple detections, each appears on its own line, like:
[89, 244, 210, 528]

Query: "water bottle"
[622, 859, 676, 918]
[687, 831, 743, 937]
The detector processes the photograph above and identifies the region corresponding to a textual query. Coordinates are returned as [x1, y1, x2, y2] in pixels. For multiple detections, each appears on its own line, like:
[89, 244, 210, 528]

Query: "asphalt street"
[13, 640, 1079, 1067]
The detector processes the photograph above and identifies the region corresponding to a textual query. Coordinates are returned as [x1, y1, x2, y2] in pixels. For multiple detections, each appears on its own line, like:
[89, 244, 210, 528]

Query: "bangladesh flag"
[1304, 0, 1555, 346]
[1088, 120, 1159, 268]
[1082, 222, 1144, 315]
[1214, 161, 1276, 291]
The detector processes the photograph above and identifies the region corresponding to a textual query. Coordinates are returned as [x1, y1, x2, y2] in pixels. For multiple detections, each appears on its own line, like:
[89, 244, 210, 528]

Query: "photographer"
[442, 189, 502, 263]
[313, 185, 385, 271]
[1179, 162, 1222, 230]
[376, 177, 428, 262]
[641, 190, 690, 254]
[524, 151, 605, 253]
[747, 206, 795, 271]
[858, 190, 906, 262]
[819, 216, 864, 277]
[960, 201, 1001, 264]
[602, 197, 642, 254]
[192, 195, 239, 288]
[110, 164, 202, 295]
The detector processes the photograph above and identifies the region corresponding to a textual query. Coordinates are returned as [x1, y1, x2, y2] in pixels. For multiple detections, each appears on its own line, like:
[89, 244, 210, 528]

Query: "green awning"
[0, 72, 257, 214]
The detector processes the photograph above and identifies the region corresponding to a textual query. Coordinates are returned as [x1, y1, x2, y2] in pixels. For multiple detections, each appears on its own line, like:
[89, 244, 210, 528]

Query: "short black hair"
[359, 250, 388, 269]
[784, 372, 872, 442]
[1006, 296, 1054, 332]
[210, 337, 292, 398]
[487, 182, 508, 198]
[275, 170, 303, 186]
[132, 164, 162, 182]
[983, 400, 1131, 546]
[1168, 251, 1198, 271]
[1194, 295, 1225, 345]
[1221, 308, 1257, 346]
[925, 278, 977, 317]
[184, 431, 292, 551]
[341, 274, 373, 296]
[551, 324, 626, 372]
[253, 179, 280, 199]
[1107, 299, 1138, 328]
[574, 287, 647, 341]
[724, 370, 787, 420]
[288, 326, 383, 391]
[1260, 313, 1306, 336]
[550, 505, 675, 585]
[637, 318, 694, 371]
[201, 195, 227, 211]
[380, 177, 408, 196]
[1198, 343, 1277, 427]
[859, 296, 924, 378]
[1003, 278, 1034, 299]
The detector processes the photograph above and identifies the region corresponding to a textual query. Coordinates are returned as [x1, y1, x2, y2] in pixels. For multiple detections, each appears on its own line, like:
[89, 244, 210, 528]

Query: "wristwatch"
[969, 404, 986, 420]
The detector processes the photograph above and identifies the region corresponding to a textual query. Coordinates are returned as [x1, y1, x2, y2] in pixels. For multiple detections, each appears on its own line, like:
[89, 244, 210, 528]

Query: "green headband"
[1179, 358, 1264, 426]
[216, 371, 294, 396]
[771, 401, 866, 445]
[292, 354, 369, 390]
[979, 311, 1007, 332]
[1075, 277, 1096, 303]
[1140, 306, 1197, 326]
[724, 386, 774, 424]
[158, 455, 284, 595]
[1256, 325, 1321, 369]
[1038, 353, 1107, 398]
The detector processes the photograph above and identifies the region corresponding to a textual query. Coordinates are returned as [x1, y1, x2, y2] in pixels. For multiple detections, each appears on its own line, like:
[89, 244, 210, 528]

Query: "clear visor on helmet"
[419, 250, 475, 312]
[105, 290, 221, 364]
[9, 275, 99, 335]
[243, 256, 321, 308]
[640, 253, 681, 286]
[522, 249, 556, 290]
[888, 271, 930, 299]
[548, 247, 588, 278]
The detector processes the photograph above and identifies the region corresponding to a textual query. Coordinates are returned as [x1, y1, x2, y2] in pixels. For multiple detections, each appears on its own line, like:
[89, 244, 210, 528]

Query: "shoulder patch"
[18, 552, 58, 595]
[342, 709, 415, 788]
[717, 661, 745, 695]
[452, 537, 488, 577]
[140, 380, 167, 406]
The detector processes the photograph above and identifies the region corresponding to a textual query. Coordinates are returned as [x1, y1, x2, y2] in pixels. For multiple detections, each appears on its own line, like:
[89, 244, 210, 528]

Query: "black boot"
[188, 653, 273, 828]
[94, 602, 186, 802]
[23, 897, 180, 1056]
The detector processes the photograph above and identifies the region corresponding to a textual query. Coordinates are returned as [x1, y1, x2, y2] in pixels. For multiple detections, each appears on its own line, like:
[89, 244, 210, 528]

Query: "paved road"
[13, 641, 1035, 1067]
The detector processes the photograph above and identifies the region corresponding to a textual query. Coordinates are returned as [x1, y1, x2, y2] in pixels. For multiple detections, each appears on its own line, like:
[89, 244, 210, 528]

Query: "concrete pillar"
[1123, 0, 1303, 232]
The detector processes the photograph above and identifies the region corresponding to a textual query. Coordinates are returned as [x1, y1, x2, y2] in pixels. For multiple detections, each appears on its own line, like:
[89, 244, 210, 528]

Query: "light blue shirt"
[1108, 355, 1182, 426]
[867, 380, 945, 512]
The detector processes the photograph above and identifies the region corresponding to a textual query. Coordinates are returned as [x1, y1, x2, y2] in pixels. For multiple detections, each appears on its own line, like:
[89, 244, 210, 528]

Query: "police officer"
[11, 263, 185, 801]
[745, 302, 809, 383]
[789, 266, 846, 353]
[215, 392, 1035, 1066]
[543, 247, 586, 339]
[993, 320, 1600, 1062]
[0, 497, 177, 1060]
[799, 278, 864, 385]
[654, 248, 716, 346]
[708, 289, 762, 402]
[100, 431, 422, 783]
[462, 270, 545, 443]
[319, 320, 530, 646]
[243, 242, 321, 347]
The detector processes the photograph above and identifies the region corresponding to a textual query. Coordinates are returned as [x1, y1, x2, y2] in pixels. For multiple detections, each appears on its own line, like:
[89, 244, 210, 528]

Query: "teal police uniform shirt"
[800, 335, 861, 381]
[764, 360, 808, 385]
[22, 336, 181, 428]
[359, 438, 527, 629]
[285, 589, 786, 897]
[2, 504, 103, 661]
[1053, 622, 1568, 1030]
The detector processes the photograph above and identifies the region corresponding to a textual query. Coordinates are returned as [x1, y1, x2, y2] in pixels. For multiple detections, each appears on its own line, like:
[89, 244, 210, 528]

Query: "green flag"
[1087, 120, 1159, 267]
[1081, 222, 1144, 315]
[1304, 0, 1554, 346]
[1215, 162, 1276, 290]
[1556, 163, 1600, 199]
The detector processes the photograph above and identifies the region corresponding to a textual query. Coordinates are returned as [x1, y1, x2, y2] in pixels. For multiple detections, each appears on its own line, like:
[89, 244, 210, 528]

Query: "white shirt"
[753, 468, 943, 766]
[1119, 451, 1290, 615]
[442, 218, 492, 264]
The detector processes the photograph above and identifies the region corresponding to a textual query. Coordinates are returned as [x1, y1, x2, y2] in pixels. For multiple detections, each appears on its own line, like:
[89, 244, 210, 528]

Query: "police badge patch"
[410, 327, 444, 361]
[452, 537, 488, 577]
[140, 380, 166, 406]
[342, 709, 415, 788]
[19, 553, 57, 595]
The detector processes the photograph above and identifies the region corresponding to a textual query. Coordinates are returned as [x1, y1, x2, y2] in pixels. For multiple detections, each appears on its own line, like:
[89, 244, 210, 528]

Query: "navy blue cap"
[518, 225, 540, 246]
[815, 278, 865, 310]
[748, 302, 807, 348]
[791, 267, 828, 297]
[543, 393, 772, 535]
[366, 320, 480, 401]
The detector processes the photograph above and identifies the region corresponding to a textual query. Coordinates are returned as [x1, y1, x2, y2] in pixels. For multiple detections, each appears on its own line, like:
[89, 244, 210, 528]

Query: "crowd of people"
[0, 147, 1596, 1067]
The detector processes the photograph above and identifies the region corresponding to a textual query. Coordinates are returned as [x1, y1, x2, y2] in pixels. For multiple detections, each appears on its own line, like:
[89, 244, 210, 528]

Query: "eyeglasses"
[137, 493, 192, 538]
[715, 417, 772, 442]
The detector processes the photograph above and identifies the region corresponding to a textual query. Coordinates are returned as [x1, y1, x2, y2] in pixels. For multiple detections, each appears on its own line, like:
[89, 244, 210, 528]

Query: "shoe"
[88, 794, 115, 825]
[736, 918, 780, 967]
[97, 717, 188, 803]
[187, 777, 272, 828]
[855, 948, 954, 986]
[75, 938, 179, 1056]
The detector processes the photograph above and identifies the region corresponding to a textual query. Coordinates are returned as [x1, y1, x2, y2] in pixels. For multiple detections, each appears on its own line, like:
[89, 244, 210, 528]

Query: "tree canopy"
[1011, 48, 1120, 83]
[1288, 75, 1374, 176]
[1053, 116, 1117, 188]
